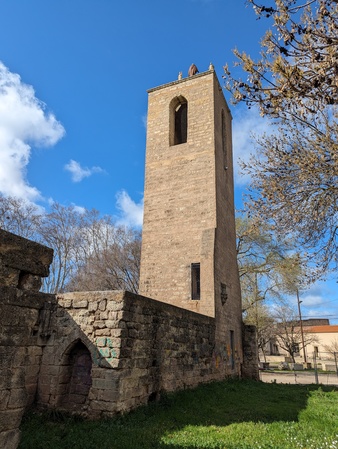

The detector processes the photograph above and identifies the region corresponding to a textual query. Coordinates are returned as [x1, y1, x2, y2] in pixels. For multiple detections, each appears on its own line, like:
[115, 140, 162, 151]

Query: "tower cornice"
[147, 69, 215, 94]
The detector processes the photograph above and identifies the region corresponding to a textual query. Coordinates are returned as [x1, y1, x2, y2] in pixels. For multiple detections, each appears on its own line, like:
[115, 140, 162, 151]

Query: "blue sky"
[0, 0, 337, 323]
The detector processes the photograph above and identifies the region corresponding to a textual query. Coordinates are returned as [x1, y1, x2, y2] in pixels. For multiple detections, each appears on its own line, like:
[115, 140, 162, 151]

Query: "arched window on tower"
[170, 96, 188, 146]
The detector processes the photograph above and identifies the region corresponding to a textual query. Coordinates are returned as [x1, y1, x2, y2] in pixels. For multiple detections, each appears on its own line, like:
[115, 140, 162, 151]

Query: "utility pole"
[296, 288, 307, 364]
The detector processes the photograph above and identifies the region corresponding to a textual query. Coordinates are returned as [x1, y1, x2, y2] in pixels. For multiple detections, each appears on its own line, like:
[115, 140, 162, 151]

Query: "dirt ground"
[260, 370, 338, 386]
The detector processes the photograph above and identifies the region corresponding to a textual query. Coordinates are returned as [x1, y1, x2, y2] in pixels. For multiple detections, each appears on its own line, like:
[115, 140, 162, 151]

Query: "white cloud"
[71, 204, 87, 214]
[289, 280, 338, 324]
[115, 190, 143, 228]
[142, 113, 147, 129]
[0, 61, 65, 201]
[301, 294, 326, 307]
[47, 197, 86, 214]
[64, 159, 104, 182]
[232, 108, 271, 186]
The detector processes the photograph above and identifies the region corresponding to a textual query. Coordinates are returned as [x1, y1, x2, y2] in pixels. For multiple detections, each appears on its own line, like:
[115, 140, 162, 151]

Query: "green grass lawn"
[19, 380, 338, 449]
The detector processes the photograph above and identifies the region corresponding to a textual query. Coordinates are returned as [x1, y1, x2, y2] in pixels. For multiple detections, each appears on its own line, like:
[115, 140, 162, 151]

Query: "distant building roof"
[304, 325, 338, 334]
[300, 319, 330, 326]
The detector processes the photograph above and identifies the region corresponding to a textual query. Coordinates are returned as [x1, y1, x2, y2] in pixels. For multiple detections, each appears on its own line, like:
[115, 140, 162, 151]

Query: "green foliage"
[236, 215, 304, 306]
[19, 380, 338, 449]
[236, 215, 307, 359]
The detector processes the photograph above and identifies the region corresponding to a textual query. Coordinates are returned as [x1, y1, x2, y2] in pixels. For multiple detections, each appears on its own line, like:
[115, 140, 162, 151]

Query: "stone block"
[98, 299, 107, 311]
[41, 352, 55, 366]
[72, 299, 88, 309]
[97, 389, 119, 402]
[59, 298, 72, 308]
[90, 400, 117, 412]
[25, 383, 37, 400]
[104, 320, 117, 329]
[119, 377, 140, 392]
[91, 378, 114, 390]
[110, 329, 128, 338]
[134, 358, 151, 369]
[106, 301, 123, 312]
[108, 311, 118, 320]
[96, 337, 106, 347]
[93, 320, 105, 329]
[0, 390, 10, 410]
[0, 350, 13, 367]
[0, 266, 19, 288]
[25, 364, 40, 378]
[91, 367, 108, 379]
[37, 392, 51, 406]
[120, 311, 134, 322]
[44, 365, 60, 377]
[128, 329, 139, 339]
[98, 347, 110, 358]
[88, 301, 98, 312]
[17, 273, 42, 291]
[9, 367, 25, 386]
[0, 409, 23, 431]
[0, 429, 21, 449]
[102, 358, 119, 369]
[27, 346, 43, 358]
[0, 229, 53, 277]
[8, 388, 27, 409]
[38, 374, 52, 387]
[93, 329, 108, 336]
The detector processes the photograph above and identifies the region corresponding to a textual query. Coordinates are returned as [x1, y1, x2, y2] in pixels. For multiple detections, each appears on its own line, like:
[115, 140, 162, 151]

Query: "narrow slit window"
[222, 109, 227, 170]
[191, 263, 200, 300]
[230, 330, 235, 370]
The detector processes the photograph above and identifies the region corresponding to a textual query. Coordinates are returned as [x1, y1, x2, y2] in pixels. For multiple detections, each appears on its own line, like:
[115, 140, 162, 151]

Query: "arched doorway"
[58, 340, 92, 410]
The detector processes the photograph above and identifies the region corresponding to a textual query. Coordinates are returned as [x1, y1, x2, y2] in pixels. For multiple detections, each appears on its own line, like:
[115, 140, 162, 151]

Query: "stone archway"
[57, 340, 92, 410]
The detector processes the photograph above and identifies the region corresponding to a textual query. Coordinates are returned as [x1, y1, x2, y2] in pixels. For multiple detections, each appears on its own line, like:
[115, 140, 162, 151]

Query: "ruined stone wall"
[38, 290, 234, 418]
[0, 230, 53, 449]
[0, 227, 258, 443]
[241, 324, 259, 380]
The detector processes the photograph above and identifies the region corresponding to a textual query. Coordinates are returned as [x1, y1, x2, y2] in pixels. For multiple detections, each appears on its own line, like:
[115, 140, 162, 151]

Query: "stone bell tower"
[139, 66, 242, 340]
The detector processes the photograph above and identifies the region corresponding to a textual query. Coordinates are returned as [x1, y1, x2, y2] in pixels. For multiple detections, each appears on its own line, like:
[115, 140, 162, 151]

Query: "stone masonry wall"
[241, 324, 259, 380]
[0, 228, 258, 446]
[0, 229, 53, 449]
[140, 71, 218, 317]
[38, 290, 232, 418]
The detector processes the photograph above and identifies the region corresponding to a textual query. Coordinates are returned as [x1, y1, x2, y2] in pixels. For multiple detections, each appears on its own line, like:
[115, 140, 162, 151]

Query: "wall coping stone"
[0, 286, 55, 308]
[0, 229, 53, 277]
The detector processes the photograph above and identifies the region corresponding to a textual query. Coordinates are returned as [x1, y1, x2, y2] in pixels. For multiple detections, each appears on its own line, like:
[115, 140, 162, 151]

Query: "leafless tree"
[323, 338, 338, 358]
[0, 194, 42, 239]
[0, 195, 141, 294]
[66, 216, 141, 293]
[273, 303, 318, 362]
[243, 301, 276, 362]
[225, 0, 338, 275]
[40, 202, 85, 293]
